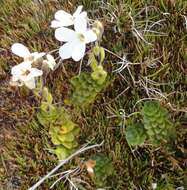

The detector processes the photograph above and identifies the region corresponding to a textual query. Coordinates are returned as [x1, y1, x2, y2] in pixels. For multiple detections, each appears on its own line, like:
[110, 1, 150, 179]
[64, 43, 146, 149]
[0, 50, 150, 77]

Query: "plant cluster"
[125, 101, 176, 147]
[9, 5, 108, 160]
[85, 154, 114, 187]
[6, 3, 184, 189]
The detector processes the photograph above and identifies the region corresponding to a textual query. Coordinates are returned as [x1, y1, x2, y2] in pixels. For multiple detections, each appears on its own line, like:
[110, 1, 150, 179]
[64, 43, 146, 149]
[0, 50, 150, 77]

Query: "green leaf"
[68, 72, 108, 109]
[51, 134, 62, 145]
[42, 87, 53, 104]
[63, 141, 76, 149]
[59, 122, 75, 134]
[91, 65, 107, 85]
[125, 123, 146, 146]
[54, 146, 71, 160]
[58, 132, 75, 142]
[71, 127, 80, 136]
[91, 154, 114, 187]
[142, 101, 175, 145]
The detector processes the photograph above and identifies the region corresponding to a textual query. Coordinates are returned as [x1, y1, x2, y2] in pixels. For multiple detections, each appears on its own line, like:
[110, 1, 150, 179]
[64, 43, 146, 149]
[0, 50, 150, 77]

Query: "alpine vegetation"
[1, 1, 186, 190]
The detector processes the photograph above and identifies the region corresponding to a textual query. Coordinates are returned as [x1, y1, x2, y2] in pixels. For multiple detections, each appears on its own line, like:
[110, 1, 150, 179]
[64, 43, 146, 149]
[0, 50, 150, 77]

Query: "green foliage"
[125, 123, 146, 146]
[91, 155, 114, 187]
[49, 119, 79, 160]
[142, 101, 176, 145]
[1, 1, 187, 189]
[37, 88, 79, 160]
[91, 65, 107, 85]
[67, 45, 108, 109]
[67, 72, 108, 109]
[89, 45, 105, 68]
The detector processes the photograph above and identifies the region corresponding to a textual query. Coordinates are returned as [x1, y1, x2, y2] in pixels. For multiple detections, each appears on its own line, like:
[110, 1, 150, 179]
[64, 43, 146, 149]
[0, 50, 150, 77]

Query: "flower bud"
[42, 54, 56, 71]
[92, 20, 104, 40]
[91, 65, 107, 85]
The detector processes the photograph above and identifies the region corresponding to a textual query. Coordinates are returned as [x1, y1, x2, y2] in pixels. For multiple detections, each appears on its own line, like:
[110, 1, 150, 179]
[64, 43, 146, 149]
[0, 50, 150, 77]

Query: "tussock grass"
[0, 0, 186, 189]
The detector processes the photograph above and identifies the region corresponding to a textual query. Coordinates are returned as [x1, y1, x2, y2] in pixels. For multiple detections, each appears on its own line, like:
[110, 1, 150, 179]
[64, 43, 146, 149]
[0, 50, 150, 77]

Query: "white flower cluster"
[10, 43, 56, 89]
[51, 5, 97, 61]
[10, 5, 100, 89]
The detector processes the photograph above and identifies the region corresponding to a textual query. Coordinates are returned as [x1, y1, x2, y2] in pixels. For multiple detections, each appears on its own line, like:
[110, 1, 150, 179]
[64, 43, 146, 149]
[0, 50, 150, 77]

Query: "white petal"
[25, 52, 45, 62]
[73, 5, 83, 18]
[22, 68, 42, 81]
[46, 54, 55, 62]
[74, 15, 87, 33]
[38, 52, 46, 57]
[24, 78, 36, 89]
[11, 61, 32, 76]
[11, 65, 20, 76]
[11, 75, 19, 82]
[79, 11, 87, 18]
[59, 42, 74, 60]
[55, 27, 76, 42]
[11, 43, 30, 58]
[55, 10, 72, 21]
[84, 30, 97, 43]
[54, 10, 73, 26]
[45, 54, 56, 70]
[33, 52, 45, 61]
[19, 61, 32, 69]
[72, 42, 86, 61]
[51, 20, 65, 28]
[44, 61, 55, 70]
[29, 68, 43, 78]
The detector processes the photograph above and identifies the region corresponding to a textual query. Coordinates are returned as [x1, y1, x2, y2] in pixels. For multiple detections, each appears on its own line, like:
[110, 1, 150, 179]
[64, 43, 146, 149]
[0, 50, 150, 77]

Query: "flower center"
[21, 69, 30, 76]
[77, 33, 85, 42]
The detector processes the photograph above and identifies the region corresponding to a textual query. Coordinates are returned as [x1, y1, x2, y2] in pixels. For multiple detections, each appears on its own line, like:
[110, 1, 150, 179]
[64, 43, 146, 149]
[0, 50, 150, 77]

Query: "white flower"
[11, 43, 56, 70]
[43, 54, 56, 70]
[55, 16, 97, 61]
[51, 5, 87, 28]
[11, 43, 45, 63]
[10, 61, 43, 89]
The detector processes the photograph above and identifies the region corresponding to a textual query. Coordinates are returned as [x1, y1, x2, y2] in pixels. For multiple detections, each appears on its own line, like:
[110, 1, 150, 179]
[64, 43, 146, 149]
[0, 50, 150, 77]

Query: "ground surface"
[0, 0, 187, 190]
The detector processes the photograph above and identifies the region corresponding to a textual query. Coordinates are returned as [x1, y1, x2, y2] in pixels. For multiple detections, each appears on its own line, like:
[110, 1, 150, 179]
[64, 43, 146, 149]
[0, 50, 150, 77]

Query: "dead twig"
[28, 141, 104, 190]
